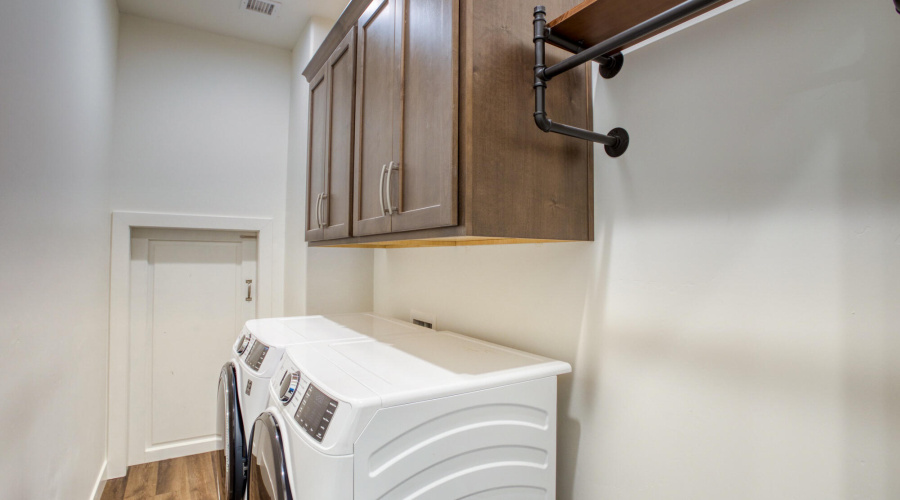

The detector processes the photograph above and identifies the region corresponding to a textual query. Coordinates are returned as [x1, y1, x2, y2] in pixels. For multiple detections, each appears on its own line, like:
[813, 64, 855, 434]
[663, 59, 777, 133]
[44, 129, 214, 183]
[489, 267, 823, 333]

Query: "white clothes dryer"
[247, 330, 571, 500]
[216, 313, 433, 500]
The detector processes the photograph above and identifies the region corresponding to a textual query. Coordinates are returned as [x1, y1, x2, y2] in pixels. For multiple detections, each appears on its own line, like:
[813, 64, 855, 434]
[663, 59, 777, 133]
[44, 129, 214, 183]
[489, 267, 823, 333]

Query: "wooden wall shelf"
[546, 0, 731, 53]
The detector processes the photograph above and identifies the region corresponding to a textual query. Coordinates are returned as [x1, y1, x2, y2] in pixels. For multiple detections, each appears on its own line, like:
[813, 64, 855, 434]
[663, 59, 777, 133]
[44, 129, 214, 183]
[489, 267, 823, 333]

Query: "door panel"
[150, 241, 242, 446]
[306, 68, 328, 241]
[353, 0, 395, 237]
[129, 229, 257, 465]
[324, 29, 357, 240]
[390, 0, 458, 233]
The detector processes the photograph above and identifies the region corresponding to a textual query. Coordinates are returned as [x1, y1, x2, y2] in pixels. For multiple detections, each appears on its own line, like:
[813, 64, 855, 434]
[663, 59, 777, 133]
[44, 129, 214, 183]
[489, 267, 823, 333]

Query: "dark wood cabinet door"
[323, 28, 357, 240]
[352, 0, 397, 237]
[305, 66, 328, 242]
[388, 0, 458, 233]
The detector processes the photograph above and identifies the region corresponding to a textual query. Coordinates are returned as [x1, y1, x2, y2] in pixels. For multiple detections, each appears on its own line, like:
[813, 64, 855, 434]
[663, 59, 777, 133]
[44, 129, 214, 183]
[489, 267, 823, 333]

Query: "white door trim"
[107, 212, 274, 479]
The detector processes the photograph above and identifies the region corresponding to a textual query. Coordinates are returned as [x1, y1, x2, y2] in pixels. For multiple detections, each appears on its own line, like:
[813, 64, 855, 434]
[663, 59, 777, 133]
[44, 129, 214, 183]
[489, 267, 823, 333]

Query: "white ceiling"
[117, 0, 351, 49]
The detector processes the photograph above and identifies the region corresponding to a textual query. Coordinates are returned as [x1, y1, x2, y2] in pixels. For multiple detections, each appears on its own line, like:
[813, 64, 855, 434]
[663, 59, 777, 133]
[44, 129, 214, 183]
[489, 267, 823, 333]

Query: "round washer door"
[246, 412, 293, 500]
[216, 361, 246, 500]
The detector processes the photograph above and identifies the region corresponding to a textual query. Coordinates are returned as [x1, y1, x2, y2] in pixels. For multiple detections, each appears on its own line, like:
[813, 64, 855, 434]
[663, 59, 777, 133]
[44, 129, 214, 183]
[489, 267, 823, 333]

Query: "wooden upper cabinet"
[389, 0, 457, 233]
[353, 0, 395, 237]
[353, 0, 457, 237]
[305, 0, 593, 248]
[306, 28, 357, 242]
[305, 65, 328, 242]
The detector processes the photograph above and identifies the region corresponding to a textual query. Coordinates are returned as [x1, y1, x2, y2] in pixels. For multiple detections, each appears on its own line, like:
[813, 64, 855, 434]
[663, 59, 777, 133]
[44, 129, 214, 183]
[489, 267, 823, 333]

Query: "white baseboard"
[90, 460, 108, 500]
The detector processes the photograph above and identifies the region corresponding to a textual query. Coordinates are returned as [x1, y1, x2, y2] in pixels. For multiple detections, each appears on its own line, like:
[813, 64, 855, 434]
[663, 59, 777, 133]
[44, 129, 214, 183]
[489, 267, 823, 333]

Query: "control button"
[279, 371, 301, 405]
[236, 334, 251, 354]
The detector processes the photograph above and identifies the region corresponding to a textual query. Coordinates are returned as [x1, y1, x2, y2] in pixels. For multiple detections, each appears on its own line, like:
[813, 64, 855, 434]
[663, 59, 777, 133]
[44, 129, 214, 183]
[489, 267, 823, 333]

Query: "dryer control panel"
[245, 339, 269, 371]
[271, 361, 350, 450]
[294, 384, 338, 442]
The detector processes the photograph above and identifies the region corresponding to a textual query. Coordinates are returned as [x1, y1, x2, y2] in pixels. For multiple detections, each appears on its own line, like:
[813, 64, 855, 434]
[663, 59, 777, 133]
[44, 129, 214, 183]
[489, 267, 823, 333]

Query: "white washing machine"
[216, 313, 433, 500]
[247, 330, 571, 500]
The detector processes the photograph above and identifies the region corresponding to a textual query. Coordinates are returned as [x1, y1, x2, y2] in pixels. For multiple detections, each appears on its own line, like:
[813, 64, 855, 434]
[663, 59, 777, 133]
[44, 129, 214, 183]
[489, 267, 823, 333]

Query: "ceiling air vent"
[240, 0, 281, 16]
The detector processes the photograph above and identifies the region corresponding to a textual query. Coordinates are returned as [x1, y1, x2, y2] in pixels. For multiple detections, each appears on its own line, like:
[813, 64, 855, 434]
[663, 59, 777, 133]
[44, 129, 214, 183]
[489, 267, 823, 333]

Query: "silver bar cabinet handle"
[315, 193, 322, 228]
[379, 163, 388, 215]
[385, 161, 398, 215]
[320, 193, 328, 228]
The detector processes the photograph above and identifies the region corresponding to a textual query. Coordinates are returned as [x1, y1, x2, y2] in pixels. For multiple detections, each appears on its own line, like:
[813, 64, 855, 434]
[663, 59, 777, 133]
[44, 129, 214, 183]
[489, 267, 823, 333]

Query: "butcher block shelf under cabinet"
[303, 0, 594, 248]
[546, 0, 731, 53]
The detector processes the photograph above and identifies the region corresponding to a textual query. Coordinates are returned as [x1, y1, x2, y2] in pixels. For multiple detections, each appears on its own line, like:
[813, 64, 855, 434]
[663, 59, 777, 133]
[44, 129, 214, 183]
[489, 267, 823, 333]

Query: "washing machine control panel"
[246, 339, 269, 371]
[294, 384, 338, 442]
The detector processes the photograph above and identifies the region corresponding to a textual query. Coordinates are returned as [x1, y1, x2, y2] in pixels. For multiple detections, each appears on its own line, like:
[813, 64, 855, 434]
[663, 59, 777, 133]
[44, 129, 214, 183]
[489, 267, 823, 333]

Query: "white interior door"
[128, 228, 258, 465]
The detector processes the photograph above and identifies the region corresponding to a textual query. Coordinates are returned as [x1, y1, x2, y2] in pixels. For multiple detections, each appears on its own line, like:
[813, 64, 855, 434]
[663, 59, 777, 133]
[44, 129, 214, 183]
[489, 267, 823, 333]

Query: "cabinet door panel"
[390, 0, 458, 233]
[306, 68, 328, 242]
[353, 0, 396, 237]
[324, 29, 356, 240]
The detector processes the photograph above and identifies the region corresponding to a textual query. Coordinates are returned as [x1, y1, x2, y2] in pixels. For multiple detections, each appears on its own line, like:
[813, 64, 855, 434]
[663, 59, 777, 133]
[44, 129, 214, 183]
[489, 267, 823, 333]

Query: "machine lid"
[246, 412, 292, 500]
[315, 313, 431, 340]
[284, 331, 572, 408]
[243, 316, 350, 347]
[243, 313, 430, 347]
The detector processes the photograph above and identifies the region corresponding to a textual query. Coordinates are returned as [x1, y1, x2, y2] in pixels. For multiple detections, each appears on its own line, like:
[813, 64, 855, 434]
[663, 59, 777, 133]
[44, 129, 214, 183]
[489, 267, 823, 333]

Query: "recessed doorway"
[127, 228, 258, 465]
[107, 212, 274, 478]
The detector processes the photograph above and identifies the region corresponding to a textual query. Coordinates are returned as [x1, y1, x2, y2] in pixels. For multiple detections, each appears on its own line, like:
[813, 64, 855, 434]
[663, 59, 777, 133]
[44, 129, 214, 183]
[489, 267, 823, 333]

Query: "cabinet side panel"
[458, 0, 474, 232]
[468, 0, 592, 241]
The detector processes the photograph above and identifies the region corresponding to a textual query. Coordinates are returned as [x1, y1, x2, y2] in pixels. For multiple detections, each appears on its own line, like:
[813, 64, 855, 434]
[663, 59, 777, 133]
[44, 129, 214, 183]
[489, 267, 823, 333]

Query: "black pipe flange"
[599, 53, 624, 79]
[604, 128, 630, 157]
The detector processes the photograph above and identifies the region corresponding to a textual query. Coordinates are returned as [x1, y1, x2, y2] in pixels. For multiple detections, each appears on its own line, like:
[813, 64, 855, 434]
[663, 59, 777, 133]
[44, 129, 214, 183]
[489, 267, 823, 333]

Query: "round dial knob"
[279, 371, 301, 405]
[235, 334, 251, 355]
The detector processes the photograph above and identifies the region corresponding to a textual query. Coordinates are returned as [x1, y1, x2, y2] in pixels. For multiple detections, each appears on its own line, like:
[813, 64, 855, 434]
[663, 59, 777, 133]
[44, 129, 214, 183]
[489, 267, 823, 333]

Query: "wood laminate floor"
[101, 452, 218, 500]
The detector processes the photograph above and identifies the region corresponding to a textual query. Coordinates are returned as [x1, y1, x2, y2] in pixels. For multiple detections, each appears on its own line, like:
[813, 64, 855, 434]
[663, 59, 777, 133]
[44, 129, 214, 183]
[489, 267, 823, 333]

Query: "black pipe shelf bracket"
[532, 0, 731, 157]
[533, 6, 629, 158]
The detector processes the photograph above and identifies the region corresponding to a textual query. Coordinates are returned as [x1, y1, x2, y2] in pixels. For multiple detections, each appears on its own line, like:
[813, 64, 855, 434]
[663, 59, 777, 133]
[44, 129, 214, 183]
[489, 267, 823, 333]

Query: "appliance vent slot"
[412, 319, 433, 329]
[241, 0, 281, 16]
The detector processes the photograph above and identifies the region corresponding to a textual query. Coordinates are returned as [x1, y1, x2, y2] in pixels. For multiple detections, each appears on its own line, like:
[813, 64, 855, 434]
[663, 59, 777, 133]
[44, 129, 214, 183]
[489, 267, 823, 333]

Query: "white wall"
[285, 18, 330, 316]
[374, 0, 900, 498]
[0, 0, 118, 498]
[110, 14, 292, 314]
[284, 18, 374, 316]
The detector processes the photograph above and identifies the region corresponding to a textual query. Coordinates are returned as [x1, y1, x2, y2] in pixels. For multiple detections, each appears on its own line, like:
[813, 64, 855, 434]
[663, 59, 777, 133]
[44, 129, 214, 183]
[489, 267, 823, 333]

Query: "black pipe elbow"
[534, 112, 553, 132]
